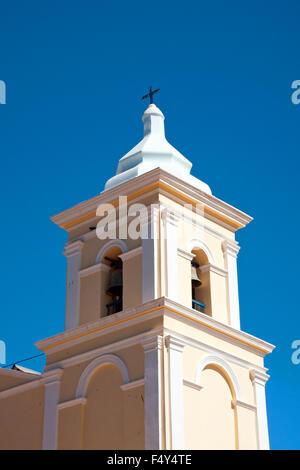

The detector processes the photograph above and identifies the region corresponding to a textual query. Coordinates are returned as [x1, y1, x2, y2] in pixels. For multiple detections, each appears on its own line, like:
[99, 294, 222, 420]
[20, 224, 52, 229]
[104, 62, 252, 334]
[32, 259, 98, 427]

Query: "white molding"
[165, 335, 185, 450]
[58, 397, 87, 410]
[162, 327, 268, 374]
[195, 355, 241, 400]
[186, 238, 214, 264]
[42, 369, 63, 450]
[95, 239, 128, 264]
[183, 379, 203, 392]
[222, 240, 241, 330]
[43, 327, 164, 372]
[231, 399, 256, 412]
[79, 262, 110, 278]
[141, 335, 163, 450]
[200, 263, 228, 277]
[36, 297, 275, 359]
[250, 369, 270, 450]
[120, 378, 145, 391]
[76, 354, 129, 399]
[64, 240, 83, 330]
[51, 168, 252, 232]
[63, 240, 84, 257]
[177, 248, 194, 261]
[222, 240, 240, 258]
[162, 208, 179, 302]
[142, 206, 160, 303]
[119, 246, 142, 262]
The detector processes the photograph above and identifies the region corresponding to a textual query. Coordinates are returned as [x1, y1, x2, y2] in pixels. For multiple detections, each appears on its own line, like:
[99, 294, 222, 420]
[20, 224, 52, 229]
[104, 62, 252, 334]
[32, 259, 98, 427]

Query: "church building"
[0, 95, 274, 450]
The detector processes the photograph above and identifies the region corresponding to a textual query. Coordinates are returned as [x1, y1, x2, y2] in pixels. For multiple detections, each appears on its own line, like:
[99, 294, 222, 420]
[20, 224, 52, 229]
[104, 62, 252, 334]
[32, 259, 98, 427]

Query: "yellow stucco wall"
[0, 386, 44, 450]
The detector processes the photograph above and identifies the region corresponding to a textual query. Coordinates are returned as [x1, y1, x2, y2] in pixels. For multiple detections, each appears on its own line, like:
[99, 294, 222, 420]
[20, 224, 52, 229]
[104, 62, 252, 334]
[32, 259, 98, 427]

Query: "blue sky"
[0, 1, 299, 449]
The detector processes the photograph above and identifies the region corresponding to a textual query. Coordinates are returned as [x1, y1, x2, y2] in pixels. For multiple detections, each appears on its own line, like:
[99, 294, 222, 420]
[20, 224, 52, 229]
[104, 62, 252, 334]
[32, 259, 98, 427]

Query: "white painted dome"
[104, 103, 211, 195]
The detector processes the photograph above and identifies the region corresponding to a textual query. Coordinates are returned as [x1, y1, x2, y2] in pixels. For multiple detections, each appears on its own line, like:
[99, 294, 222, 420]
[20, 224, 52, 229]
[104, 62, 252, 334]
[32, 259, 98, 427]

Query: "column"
[250, 370, 270, 450]
[141, 206, 160, 303]
[162, 208, 179, 302]
[222, 240, 241, 329]
[63, 240, 83, 330]
[165, 335, 185, 450]
[141, 335, 163, 450]
[42, 369, 63, 450]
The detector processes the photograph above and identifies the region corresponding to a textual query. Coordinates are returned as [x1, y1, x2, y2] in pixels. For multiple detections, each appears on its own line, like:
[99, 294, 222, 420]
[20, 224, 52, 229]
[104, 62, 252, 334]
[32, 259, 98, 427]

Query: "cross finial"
[142, 86, 160, 105]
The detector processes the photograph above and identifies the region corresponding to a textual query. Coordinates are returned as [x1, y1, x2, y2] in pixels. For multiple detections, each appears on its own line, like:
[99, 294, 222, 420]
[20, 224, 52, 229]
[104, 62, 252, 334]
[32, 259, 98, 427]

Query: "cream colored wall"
[123, 254, 143, 309]
[0, 386, 44, 450]
[83, 364, 124, 449]
[58, 364, 145, 450]
[165, 314, 265, 369]
[184, 368, 237, 449]
[56, 343, 145, 449]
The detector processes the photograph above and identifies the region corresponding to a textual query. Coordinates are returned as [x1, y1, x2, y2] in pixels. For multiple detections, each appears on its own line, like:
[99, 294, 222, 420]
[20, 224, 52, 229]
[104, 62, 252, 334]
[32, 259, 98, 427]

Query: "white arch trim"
[195, 355, 241, 400]
[76, 354, 130, 398]
[186, 238, 214, 264]
[95, 239, 128, 264]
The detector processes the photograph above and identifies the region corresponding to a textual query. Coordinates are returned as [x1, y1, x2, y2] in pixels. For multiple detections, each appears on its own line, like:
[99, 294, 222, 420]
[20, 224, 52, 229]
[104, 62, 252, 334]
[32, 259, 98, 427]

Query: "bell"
[191, 263, 202, 288]
[106, 267, 123, 297]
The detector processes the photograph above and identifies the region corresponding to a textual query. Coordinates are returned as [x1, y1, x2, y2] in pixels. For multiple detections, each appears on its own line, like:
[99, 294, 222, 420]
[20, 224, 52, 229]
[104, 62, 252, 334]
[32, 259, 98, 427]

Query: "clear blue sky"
[0, 1, 299, 450]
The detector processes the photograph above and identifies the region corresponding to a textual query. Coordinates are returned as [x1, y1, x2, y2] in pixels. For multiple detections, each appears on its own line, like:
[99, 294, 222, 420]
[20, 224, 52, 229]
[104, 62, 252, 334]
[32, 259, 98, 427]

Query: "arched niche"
[76, 354, 129, 450]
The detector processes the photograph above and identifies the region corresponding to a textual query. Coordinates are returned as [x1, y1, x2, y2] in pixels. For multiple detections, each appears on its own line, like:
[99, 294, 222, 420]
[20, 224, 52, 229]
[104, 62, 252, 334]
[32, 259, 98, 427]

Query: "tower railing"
[192, 299, 206, 314]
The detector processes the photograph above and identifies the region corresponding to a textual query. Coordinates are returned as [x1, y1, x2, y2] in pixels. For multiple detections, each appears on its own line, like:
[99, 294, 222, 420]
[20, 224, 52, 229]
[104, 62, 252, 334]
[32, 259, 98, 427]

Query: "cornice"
[51, 168, 252, 232]
[35, 297, 274, 360]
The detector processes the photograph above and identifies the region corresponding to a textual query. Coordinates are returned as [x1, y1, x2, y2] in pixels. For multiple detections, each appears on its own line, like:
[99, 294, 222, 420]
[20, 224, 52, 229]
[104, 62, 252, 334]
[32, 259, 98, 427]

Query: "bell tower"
[35, 101, 274, 450]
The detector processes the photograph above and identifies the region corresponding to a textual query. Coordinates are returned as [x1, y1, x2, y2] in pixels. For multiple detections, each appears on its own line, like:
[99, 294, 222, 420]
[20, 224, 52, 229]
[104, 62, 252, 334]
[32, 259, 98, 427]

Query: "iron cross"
[142, 86, 160, 104]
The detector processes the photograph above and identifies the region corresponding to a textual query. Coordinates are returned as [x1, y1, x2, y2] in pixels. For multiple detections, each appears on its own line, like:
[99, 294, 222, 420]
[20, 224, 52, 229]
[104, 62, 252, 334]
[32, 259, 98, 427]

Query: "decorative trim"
[63, 240, 84, 257]
[120, 378, 145, 391]
[119, 246, 143, 262]
[51, 168, 252, 232]
[79, 262, 110, 278]
[142, 334, 163, 450]
[36, 297, 275, 359]
[186, 238, 214, 264]
[250, 369, 270, 386]
[43, 327, 163, 372]
[162, 327, 268, 375]
[200, 263, 228, 277]
[76, 354, 129, 398]
[249, 369, 270, 450]
[183, 379, 203, 391]
[165, 335, 185, 353]
[231, 399, 256, 412]
[42, 369, 63, 450]
[177, 248, 194, 261]
[58, 397, 87, 410]
[195, 355, 241, 400]
[222, 240, 240, 258]
[95, 239, 128, 264]
[165, 334, 185, 449]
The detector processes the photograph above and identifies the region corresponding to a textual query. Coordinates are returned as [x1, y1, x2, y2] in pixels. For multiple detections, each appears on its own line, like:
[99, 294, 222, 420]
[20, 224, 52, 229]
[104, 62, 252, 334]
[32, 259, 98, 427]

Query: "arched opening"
[101, 245, 123, 315]
[190, 248, 211, 315]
